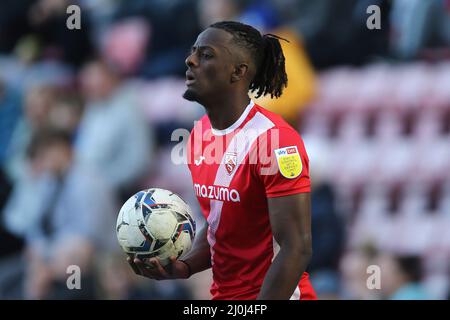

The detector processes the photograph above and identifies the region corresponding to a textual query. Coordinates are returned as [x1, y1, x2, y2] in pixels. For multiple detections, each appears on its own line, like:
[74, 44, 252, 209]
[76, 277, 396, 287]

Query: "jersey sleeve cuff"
[266, 185, 311, 198]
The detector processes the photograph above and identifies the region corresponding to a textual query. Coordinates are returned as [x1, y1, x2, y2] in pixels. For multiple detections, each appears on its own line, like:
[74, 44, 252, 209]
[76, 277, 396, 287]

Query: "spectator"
[0, 167, 23, 260]
[389, 0, 444, 60]
[339, 244, 381, 299]
[197, 0, 245, 28]
[4, 84, 57, 181]
[308, 182, 345, 299]
[76, 59, 153, 197]
[101, 17, 151, 77]
[304, 136, 345, 299]
[0, 79, 22, 166]
[0, 80, 24, 259]
[2, 129, 117, 299]
[47, 90, 84, 136]
[376, 253, 432, 300]
[26, 0, 94, 67]
[113, 0, 201, 79]
[272, 0, 391, 68]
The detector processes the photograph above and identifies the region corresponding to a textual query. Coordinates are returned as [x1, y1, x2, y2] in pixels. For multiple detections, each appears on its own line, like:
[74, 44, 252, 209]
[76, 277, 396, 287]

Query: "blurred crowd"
[0, 0, 449, 300]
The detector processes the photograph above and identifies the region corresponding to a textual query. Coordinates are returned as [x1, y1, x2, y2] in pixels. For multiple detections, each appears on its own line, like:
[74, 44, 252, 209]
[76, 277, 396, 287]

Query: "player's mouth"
[186, 70, 196, 86]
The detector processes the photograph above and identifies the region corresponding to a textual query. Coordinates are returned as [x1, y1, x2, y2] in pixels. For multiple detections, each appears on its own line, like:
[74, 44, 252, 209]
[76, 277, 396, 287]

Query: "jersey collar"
[211, 100, 255, 136]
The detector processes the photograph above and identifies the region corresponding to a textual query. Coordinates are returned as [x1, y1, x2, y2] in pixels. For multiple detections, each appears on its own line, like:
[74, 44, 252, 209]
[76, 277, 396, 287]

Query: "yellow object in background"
[252, 28, 316, 126]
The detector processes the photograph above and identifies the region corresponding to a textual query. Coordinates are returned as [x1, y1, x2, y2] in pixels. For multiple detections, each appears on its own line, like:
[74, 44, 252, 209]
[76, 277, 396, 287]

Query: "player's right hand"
[127, 255, 190, 280]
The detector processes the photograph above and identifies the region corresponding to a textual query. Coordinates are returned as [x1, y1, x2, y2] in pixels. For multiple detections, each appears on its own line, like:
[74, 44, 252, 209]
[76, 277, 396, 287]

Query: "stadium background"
[0, 0, 449, 300]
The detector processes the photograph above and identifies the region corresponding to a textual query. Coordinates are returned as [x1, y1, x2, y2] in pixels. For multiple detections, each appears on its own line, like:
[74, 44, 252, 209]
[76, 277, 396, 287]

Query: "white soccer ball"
[116, 188, 196, 266]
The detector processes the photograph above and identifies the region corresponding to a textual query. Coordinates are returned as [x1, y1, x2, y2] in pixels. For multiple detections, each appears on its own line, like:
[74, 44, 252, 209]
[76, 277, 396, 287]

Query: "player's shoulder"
[253, 103, 301, 138]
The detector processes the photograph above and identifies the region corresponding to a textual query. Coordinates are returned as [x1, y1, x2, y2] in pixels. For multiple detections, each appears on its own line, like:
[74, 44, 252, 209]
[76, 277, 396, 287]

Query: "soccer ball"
[116, 188, 196, 266]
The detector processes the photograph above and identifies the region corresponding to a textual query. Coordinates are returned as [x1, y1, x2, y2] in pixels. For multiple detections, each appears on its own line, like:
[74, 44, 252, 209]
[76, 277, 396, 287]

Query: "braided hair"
[209, 21, 288, 98]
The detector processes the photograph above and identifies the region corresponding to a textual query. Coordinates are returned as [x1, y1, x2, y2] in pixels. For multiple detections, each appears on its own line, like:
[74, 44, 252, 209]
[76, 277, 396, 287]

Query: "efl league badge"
[224, 152, 237, 175]
[274, 146, 302, 179]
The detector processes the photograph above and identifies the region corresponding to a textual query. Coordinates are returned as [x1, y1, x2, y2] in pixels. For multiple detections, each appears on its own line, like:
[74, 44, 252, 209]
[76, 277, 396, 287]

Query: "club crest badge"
[224, 152, 237, 175]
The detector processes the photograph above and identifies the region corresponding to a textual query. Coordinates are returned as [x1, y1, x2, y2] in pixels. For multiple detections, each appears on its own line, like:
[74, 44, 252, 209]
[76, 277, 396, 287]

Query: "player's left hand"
[127, 255, 189, 280]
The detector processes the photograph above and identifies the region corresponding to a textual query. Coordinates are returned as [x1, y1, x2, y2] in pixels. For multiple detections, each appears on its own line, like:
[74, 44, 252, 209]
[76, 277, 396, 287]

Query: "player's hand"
[127, 255, 190, 280]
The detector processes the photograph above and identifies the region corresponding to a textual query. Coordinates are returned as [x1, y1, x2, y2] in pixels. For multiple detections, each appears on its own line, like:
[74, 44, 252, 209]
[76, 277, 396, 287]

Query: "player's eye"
[201, 53, 213, 59]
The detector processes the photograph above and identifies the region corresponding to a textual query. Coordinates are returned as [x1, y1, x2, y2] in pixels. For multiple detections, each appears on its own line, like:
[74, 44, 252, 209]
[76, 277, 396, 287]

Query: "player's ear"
[231, 63, 249, 83]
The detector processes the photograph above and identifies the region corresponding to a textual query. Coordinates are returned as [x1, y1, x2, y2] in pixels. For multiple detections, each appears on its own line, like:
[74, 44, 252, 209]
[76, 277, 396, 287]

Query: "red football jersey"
[187, 101, 316, 300]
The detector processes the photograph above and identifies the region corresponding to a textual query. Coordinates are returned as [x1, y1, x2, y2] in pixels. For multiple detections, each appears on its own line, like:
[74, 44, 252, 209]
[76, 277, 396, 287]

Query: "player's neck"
[204, 94, 251, 131]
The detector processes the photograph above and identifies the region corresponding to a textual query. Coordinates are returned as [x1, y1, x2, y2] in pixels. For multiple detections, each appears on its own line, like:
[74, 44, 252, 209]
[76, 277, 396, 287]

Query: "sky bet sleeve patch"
[274, 146, 303, 179]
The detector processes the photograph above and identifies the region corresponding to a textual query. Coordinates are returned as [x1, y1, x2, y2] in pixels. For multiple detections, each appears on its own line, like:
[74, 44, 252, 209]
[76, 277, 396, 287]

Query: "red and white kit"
[187, 100, 317, 300]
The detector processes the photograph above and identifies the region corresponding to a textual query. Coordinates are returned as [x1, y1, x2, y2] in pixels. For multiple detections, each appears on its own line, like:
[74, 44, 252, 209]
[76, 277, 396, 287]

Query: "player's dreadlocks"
[210, 21, 288, 99]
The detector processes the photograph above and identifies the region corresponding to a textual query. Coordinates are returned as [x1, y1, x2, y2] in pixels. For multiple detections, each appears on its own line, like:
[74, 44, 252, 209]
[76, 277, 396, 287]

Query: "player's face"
[183, 28, 235, 103]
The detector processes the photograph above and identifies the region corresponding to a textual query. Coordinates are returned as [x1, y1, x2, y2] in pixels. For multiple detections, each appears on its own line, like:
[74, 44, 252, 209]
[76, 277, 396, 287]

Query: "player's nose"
[185, 52, 197, 68]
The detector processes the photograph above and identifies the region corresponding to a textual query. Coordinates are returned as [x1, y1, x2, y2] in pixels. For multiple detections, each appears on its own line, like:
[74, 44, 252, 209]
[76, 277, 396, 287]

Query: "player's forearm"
[181, 224, 211, 276]
[257, 246, 312, 300]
